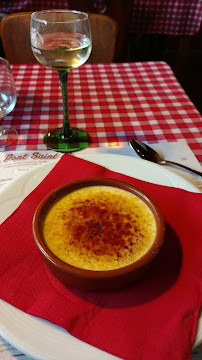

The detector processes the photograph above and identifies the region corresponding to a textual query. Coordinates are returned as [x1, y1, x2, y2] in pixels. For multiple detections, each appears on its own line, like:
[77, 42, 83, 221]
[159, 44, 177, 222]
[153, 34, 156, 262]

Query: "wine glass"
[30, 10, 92, 152]
[0, 57, 17, 147]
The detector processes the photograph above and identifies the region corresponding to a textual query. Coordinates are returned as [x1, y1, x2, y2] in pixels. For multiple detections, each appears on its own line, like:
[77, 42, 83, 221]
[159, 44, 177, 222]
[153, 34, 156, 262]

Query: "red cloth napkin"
[0, 154, 202, 360]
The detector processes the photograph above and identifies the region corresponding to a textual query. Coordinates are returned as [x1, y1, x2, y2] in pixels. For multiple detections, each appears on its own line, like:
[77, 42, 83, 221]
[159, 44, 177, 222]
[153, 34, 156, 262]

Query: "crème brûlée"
[43, 186, 157, 271]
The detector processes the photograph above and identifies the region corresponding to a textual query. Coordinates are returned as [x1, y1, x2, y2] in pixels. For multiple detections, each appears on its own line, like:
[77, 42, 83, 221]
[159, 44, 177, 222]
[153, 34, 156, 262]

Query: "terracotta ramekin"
[32, 177, 165, 291]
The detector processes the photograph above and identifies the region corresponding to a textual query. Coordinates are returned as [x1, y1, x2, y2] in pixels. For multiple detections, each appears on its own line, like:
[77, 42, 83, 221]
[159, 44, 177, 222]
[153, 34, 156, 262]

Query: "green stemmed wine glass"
[30, 10, 92, 152]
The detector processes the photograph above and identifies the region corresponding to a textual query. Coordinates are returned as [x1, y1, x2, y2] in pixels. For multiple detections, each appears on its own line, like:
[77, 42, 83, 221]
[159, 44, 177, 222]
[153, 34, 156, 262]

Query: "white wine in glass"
[30, 10, 92, 152]
[0, 57, 17, 147]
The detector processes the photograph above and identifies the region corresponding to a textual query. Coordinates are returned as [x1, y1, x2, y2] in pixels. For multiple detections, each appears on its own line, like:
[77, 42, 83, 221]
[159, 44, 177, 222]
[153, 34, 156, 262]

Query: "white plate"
[0, 154, 201, 360]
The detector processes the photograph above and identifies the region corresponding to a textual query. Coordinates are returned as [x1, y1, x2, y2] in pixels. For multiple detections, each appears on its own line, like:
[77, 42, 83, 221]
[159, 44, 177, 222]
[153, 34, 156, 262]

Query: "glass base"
[0, 127, 18, 147]
[44, 127, 90, 152]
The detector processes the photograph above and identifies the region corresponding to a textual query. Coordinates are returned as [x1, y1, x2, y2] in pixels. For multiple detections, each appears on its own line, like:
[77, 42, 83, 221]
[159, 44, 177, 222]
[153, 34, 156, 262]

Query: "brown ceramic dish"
[32, 177, 165, 291]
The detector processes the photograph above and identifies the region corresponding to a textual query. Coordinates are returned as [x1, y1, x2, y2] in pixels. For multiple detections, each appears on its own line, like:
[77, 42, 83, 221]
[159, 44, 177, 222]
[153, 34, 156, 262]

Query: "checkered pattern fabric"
[2, 62, 201, 163]
[0, 0, 69, 12]
[1, 1, 202, 36]
[129, 0, 202, 35]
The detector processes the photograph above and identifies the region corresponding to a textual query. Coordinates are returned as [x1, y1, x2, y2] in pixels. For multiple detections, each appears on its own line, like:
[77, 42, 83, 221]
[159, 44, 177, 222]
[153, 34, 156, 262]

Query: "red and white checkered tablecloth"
[0, 0, 202, 36]
[129, 0, 202, 36]
[2, 61, 201, 163]
[0, 0, 70, 12]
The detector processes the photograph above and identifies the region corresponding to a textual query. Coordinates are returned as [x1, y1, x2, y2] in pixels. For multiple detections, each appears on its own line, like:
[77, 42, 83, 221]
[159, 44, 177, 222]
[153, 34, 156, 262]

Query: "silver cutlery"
[129, 139, 202, 177]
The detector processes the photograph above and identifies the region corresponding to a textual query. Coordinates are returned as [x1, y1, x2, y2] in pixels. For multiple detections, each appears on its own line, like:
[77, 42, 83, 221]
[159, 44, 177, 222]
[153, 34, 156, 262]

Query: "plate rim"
[0, 153, 201, 360]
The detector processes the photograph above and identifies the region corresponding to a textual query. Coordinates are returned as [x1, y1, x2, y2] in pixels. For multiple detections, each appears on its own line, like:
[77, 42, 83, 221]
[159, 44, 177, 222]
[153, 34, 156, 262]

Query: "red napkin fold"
[0, 154, 202, 360]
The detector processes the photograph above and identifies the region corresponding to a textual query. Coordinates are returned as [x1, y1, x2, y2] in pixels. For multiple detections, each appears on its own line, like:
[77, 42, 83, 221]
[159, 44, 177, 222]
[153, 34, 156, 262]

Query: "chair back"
[0, 12, 117, 64]
[69, 0, 133, 60]
[1, 12, 37, 64]
[88, 13, 117, 63]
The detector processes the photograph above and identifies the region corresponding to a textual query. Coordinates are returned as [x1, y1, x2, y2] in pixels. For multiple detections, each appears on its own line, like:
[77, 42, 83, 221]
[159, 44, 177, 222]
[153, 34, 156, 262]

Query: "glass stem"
[58, 70, 72, 137]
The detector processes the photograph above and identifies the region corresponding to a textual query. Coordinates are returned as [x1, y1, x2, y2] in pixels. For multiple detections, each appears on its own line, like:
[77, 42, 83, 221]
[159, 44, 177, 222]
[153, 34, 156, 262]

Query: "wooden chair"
[0, 11, 117, 64]
[69, 0, 133, 60]
[88, 13, 117, 63]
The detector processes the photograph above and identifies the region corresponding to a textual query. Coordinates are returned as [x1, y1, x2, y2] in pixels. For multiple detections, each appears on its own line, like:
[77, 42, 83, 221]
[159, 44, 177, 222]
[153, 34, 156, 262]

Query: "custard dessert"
[43, 185, 156, 270]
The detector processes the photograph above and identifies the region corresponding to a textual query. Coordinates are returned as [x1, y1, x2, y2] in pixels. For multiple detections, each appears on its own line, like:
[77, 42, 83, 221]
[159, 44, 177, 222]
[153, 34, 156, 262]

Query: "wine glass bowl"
[30, 10, 92, 152]
[0, 57, 17, 147]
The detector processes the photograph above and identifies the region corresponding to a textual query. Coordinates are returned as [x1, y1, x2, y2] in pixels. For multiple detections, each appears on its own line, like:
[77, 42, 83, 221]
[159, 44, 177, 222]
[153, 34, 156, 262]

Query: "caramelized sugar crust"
[43, 186, 156, 270]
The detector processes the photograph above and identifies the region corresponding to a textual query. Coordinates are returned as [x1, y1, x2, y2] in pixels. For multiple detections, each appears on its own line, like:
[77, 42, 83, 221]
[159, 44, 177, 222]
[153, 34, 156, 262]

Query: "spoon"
[129, 139, 202, 177]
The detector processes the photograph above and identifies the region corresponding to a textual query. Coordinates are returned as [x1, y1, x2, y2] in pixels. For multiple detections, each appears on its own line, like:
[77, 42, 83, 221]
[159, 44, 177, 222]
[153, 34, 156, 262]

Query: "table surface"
[0, 61, 202, 358]
[0, 0, 202, 36]
[2, 61, 201, 164]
